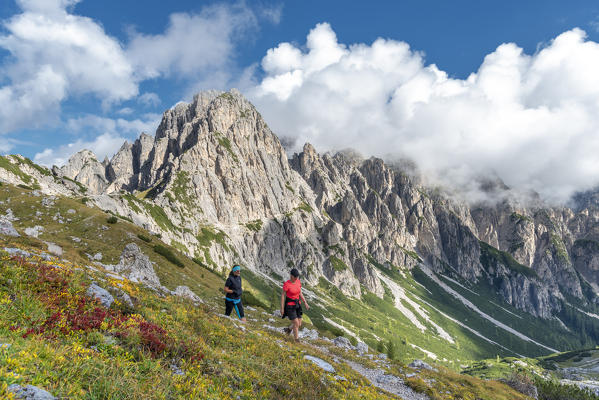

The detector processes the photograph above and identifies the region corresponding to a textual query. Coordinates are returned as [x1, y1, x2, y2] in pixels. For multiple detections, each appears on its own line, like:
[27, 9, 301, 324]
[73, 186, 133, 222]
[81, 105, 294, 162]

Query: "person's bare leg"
[241, 317, 247, 323]
[293, 318, 301, 341]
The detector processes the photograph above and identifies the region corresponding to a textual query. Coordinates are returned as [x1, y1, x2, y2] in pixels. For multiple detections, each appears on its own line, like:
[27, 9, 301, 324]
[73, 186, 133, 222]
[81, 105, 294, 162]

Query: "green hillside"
[0, 181, 541, 399]
[2, 179, 599, 398]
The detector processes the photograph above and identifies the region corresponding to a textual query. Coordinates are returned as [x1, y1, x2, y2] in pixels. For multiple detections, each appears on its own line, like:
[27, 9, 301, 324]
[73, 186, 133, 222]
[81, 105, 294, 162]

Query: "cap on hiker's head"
[290, 268, 299, 277]
[232, 265, 241, 272]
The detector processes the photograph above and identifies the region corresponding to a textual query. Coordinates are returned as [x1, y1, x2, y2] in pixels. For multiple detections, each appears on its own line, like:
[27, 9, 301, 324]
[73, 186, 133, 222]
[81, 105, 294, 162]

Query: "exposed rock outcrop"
[111, 243, 161, 289]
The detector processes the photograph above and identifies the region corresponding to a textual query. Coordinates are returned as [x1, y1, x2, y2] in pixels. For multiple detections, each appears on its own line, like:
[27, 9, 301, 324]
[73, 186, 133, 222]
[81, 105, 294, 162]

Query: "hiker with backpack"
[224, 265, 246, 322]
[281, 268, 309, 341]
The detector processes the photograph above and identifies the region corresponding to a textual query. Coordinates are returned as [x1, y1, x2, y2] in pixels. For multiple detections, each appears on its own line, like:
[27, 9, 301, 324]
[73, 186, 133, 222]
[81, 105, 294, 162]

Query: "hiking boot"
[283, 327, 291, 335]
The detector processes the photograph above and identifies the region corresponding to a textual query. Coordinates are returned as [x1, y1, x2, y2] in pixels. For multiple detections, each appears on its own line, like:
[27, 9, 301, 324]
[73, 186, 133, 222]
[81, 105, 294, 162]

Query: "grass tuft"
[153, 245, 184, 268]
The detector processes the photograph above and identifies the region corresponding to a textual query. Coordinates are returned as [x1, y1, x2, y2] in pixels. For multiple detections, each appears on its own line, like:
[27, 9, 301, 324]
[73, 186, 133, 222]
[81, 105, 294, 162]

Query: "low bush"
[503, 373, 538, 398]
[153, 244, 184, 268]
[137, 234, 151, 243]
[534, 376, 599, 400]
[106, 216, 118, 224]
[387, 340, 396, 360]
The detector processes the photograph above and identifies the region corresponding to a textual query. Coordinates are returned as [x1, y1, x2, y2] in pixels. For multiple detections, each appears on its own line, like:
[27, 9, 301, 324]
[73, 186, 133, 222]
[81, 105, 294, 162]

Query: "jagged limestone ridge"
[35, 89, 599, 318]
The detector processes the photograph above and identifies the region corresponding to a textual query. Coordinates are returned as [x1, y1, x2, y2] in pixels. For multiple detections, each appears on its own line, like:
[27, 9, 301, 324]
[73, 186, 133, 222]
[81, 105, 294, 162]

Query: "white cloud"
[0, 138, 18, 154]
[259, 4, 283, 25]
[137, 92, 161, 107]
[65, 113, 161, 135]
[117, 107, 134, 115]
[250, 24, 599, 204]
[127, 3, 257, 80]
[0, 1, 260, 135]
[33, 113, 160, 166]
[16, 0, 80, 15]
[0, 0, 137, 133]
[33, 132, 128, 166]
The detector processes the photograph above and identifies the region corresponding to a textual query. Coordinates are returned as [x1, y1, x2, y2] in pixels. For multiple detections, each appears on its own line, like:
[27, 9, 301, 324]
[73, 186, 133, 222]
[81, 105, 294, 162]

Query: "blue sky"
[2, 0, 599, 202]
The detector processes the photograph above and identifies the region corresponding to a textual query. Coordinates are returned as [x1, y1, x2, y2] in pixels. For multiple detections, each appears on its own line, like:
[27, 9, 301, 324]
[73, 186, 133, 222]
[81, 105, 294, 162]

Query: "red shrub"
[137, 320, 168, 356]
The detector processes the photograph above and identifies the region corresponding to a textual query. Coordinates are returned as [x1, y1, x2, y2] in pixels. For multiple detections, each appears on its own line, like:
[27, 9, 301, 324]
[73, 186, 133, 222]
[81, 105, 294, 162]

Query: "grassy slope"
[0, 182, 587, 363]
[0, 182, 532, 399]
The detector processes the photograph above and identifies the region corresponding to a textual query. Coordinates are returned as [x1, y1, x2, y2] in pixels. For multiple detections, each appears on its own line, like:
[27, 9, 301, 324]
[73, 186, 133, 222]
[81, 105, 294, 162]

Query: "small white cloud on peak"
[171, 101, 188, 109]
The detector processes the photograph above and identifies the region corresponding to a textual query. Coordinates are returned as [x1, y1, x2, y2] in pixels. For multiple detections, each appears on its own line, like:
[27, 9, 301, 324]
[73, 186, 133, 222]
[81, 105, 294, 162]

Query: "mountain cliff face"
[6, 89, 599, 321]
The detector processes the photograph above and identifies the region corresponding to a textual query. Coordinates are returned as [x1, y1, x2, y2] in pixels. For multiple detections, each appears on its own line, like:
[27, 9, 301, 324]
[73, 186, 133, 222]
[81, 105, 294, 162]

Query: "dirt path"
[344, 360, 429, 400]
[308, 342, 428, 400]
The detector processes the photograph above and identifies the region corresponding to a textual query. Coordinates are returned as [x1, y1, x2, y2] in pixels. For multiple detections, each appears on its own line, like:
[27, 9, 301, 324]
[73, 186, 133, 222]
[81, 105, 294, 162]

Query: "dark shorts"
[225, 298, 244, 319]
[286, 304, 303, 320]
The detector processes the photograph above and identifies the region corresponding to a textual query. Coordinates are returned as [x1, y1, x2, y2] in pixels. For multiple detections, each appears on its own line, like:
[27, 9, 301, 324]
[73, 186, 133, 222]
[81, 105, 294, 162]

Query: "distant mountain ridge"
[4, 89, 599, 330]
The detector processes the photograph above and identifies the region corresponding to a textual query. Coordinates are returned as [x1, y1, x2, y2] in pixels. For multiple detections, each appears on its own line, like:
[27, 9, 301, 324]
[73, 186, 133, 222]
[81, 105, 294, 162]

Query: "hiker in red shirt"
[280, 268, 309, 341]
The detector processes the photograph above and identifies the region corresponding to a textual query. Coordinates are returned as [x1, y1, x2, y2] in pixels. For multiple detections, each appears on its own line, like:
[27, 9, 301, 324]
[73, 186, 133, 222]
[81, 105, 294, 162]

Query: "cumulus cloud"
[33, 113, 160, 166]
[0, 0, 260, 135]
[33, 132, 128, 167]
[117, 107, 134, 115]
[65, 113, 161, 135]
[250, 23, 599, 204]
[0, 0, 136, 133]
[127, 3, 257, 81]
[259, 4, 283, 25]
[137, 92, 161, 107]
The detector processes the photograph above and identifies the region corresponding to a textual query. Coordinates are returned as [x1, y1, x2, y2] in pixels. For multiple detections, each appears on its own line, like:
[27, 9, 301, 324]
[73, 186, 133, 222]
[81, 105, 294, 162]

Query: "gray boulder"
[0, 218, 19, 237]
[87, 283, 114, 308]
[8, 384, 55, 400]
[113, 243, 161, 288]
[298, 328, 319, 340]
[356, 341, 369, 354]
[24, 225, 44, 238]
[333, 336, 353, 349]
[409, 359, 435, 371]
[46, 243, 63, 257]
[304, 355, 336, 373]
[3, 247, 30, 257]
[114, 288, 134, 308]
[172, 285, 203, 304]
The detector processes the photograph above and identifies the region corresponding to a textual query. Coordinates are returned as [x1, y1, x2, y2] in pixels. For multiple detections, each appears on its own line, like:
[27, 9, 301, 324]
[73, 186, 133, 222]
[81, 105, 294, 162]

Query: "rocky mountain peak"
[57, 149, 108, 194]
[43, 89, 599, 316]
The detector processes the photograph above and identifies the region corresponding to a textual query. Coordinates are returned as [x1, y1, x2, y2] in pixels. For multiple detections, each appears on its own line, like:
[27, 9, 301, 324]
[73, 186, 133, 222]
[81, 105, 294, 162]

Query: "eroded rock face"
[12, 89, 599, 318]
[58, 150, 108, 194]
[114, 243, 161, 289]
